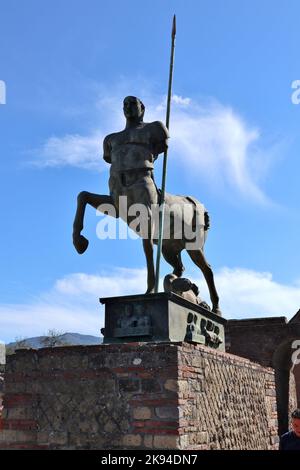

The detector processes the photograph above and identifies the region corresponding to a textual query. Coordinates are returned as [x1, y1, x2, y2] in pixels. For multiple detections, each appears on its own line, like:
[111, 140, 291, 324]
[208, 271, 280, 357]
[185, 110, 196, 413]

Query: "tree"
[41, 329, 67, 348]
[6, 337, 30, 355]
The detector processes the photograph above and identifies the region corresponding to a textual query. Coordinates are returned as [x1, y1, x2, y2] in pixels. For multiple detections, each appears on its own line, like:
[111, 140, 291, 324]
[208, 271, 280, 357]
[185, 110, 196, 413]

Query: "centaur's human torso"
[104, 121, 168, 171]
[102, 120, 205, 245]
[103, 121, 168, 209]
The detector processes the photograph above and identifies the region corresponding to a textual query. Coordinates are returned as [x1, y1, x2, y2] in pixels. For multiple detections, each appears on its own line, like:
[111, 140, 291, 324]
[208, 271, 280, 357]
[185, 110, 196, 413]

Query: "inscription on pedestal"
[185, 312, 223, 348]
[113, 304, 153, 337]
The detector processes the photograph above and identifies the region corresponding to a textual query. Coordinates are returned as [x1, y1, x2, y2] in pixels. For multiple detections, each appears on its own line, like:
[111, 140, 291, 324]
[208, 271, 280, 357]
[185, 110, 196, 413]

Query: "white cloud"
[172, 103, 265, 203]
[151, 95, 274, 204]
[0, 268, 147, 343]
[0, 302, 100, 343]
[171, 95, 191, 106]
[33, 132, 104, 171]
[0, 267, 299, 343]
[54, 268, 147, 297]
[32, 88, 278, 203]
[195, 267, 300, 318]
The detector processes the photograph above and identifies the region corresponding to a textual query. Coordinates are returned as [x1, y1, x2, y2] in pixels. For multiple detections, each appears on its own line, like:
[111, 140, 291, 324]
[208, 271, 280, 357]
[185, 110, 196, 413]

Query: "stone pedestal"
[0, 342, 278, 450]
[100, 293, 226, 351]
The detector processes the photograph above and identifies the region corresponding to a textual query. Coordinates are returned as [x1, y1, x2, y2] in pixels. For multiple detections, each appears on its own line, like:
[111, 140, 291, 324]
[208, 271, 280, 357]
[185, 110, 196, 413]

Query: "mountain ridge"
[6, 332, 102, 350]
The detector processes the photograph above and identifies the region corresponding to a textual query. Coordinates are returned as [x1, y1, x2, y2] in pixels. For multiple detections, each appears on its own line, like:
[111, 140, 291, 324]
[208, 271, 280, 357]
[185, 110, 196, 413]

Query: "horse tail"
[204, 211, 210, 231]
[185, 196, 209, 232]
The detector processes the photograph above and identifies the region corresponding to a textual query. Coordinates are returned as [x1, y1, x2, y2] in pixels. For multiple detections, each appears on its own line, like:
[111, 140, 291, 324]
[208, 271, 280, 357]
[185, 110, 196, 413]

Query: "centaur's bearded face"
[123, 96, 144, 120]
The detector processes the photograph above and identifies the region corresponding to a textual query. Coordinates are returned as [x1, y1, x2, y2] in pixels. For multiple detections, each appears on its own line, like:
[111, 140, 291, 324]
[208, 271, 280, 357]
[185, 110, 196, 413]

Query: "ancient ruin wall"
[0, 342, 278, 450]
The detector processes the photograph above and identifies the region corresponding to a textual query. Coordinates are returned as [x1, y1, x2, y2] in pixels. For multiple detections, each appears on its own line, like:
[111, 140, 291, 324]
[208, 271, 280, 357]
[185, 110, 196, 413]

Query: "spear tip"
[172, 14, 176, 38]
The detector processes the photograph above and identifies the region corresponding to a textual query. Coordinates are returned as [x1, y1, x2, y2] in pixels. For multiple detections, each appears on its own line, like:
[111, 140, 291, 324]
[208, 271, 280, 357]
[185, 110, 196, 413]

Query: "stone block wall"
[226, 316, 300, 434]
[0, 342, 278, 450]
[177, 344, 278, 450]
[226, 317, 288, 367]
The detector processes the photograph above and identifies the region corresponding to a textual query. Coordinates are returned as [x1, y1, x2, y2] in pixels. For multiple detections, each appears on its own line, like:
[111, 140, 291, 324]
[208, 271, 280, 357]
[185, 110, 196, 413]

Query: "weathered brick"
[122, 434, 142, 447]
[119, 378, 140, 393]
[49, 431, 68, 446]
[141, 379, 161, 393]
[103, 420, 117, 433]
[134, 428, 180, 435]
[0, 429, 36, 443]
[133, 420, 178, 429]
[130, 398, 178, 407]
[164, 379, 178, 392]
[61, 354, 89, 370]
[3, 393, 34, 408]
[133, 406, 152, 420]
[3, 419, 37, 431]
[0, 443, 49, 450]
[112, 366, 145, 374]
[153, 435, 180, 449]
[196, 431, 208, 444]
[155, 406, 179, 419]
[144, 434, 153, 448]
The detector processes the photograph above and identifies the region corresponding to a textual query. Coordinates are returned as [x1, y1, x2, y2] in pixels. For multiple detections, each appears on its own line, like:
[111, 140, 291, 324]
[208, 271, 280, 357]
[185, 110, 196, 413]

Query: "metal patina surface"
[100, 293, 225, 350]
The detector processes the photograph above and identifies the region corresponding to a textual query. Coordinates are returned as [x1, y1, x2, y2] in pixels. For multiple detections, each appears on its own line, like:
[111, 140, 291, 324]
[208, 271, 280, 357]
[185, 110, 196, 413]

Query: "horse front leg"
[73, 191, 115, 254]
[73, 191, 89, 254]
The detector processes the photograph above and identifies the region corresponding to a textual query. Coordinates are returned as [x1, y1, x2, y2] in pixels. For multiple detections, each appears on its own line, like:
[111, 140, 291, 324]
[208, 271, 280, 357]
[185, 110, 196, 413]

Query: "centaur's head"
[123, 96, 145, 121]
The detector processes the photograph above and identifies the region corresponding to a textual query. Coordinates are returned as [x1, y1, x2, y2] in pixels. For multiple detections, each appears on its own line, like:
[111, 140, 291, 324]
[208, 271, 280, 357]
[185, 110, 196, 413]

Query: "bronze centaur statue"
[73, 96, 221, 315]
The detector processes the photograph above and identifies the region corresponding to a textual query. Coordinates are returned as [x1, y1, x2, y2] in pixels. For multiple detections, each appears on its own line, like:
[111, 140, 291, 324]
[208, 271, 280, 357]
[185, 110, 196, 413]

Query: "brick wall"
[226, 317, 288, 367]
[177, 343, 278, 450]
[226, 317, 300, 434]
[0, 343, 278, 450]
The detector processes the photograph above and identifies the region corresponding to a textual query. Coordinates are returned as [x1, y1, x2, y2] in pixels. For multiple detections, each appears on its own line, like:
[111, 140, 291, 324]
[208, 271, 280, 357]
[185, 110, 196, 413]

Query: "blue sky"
[1, 0, 300, 343]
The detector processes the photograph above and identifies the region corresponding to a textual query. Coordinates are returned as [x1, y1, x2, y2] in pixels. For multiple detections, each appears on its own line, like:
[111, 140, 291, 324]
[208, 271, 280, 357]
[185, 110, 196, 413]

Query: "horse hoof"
[173, 266, 185, 277]
[73, 234, 89, 254]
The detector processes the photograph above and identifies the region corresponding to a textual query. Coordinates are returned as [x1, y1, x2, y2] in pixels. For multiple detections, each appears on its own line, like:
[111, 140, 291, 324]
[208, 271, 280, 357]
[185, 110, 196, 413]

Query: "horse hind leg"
[162, 245, 185, 277]
[187, 248, 221, 315]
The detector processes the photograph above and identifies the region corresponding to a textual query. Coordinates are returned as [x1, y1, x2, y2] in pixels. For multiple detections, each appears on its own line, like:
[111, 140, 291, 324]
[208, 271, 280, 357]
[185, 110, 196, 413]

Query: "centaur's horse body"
[72, 96, 221, 315]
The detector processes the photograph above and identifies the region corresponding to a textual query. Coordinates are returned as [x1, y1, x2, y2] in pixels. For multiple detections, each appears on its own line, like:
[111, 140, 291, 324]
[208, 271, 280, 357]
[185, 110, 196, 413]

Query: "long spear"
[154, 15, 176, 293]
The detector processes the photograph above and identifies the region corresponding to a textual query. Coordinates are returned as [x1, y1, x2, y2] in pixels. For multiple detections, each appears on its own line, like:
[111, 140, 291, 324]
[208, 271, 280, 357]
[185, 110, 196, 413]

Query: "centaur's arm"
[103, 135, 112, 164]
[152, 121, 169, 161]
